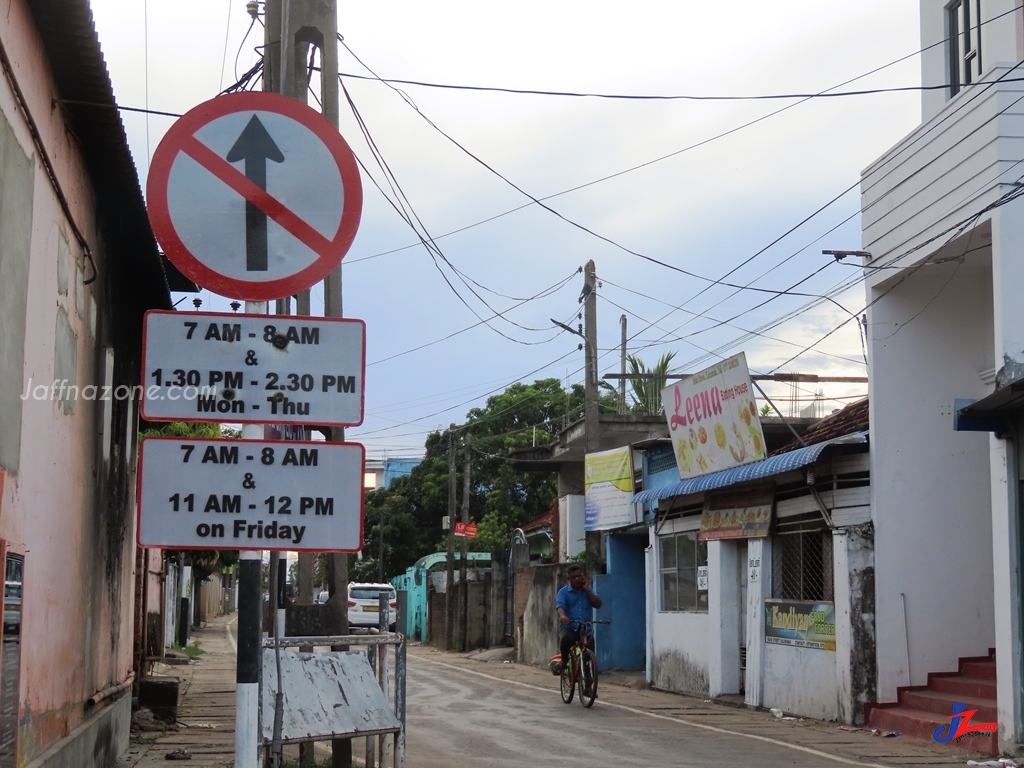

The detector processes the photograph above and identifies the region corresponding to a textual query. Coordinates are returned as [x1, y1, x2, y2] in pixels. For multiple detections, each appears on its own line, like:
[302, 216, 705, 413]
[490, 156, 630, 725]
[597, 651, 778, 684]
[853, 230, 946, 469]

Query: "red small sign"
[147, 91, 362, 301]
[454, 522, 478, 539]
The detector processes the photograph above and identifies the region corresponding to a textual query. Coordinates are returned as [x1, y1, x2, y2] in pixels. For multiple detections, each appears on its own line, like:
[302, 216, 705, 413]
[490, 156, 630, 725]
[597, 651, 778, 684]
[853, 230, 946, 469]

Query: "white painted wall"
[991, 424, 1023, 748]
[919, 0, 1023, 123]
[866, 256, 994, 699]
[763, 644, 838, 721]
[649, 515, 711, 695]
[708, 540, 741, 696]
[860, 34, 1024, 704]
[559, 494, 586, 560]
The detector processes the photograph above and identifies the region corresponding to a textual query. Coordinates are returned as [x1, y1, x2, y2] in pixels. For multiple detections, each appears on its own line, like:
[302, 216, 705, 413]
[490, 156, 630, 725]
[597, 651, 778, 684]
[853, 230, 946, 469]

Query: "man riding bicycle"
[553, 564, 602, 692]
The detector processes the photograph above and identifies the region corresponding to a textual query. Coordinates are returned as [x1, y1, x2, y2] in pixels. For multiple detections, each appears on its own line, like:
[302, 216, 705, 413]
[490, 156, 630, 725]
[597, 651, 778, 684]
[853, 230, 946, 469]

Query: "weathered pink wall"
[1, 1, 137, 760]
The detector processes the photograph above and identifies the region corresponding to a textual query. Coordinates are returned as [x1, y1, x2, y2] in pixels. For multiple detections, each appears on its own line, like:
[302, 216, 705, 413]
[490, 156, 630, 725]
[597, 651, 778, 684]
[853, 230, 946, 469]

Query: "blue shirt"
[556, 583, 597, 633]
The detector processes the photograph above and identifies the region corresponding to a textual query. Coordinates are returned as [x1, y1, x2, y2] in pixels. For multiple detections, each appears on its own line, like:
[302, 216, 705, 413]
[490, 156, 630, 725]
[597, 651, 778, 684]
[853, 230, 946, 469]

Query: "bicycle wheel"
[579, 648, 598, 708]
[559, 654, 575, 703]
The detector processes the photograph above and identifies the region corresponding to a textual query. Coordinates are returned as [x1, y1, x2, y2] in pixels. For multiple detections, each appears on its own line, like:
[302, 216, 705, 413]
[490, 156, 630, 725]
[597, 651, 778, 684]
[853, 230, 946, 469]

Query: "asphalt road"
[402, 645, 983, 768]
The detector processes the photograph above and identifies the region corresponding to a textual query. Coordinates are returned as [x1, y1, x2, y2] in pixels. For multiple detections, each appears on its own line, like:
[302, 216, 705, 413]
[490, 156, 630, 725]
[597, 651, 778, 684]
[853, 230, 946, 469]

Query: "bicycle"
[559, 620, 607, 708]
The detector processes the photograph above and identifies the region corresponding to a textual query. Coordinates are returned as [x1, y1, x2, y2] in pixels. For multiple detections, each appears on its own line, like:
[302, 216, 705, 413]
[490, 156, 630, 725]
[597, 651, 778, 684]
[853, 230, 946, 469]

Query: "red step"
[866, 651, 998, 757]
[868, 706, 997, 755]
[899, 689, 997, 720]
[961, 659, 997, 680]
[929, 674, 997, 701]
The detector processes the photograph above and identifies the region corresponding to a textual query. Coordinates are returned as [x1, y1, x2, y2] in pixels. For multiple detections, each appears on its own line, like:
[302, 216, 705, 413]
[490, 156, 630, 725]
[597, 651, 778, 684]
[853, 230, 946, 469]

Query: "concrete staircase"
[867, 650, 998, 756]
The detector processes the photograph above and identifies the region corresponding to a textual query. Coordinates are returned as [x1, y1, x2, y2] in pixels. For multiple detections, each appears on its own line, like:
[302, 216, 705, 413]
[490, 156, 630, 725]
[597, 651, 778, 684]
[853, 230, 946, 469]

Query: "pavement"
[114, 612, 1006, 768]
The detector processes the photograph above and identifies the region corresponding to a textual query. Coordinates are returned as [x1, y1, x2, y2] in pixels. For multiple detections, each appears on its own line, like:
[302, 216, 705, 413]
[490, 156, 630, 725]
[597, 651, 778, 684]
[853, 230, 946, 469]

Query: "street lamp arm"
[551, 319, 597, 384]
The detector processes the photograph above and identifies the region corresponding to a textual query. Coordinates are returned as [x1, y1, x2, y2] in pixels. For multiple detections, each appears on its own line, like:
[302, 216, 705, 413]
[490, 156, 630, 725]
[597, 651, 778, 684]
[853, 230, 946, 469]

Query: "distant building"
[364, 457, 421, 490]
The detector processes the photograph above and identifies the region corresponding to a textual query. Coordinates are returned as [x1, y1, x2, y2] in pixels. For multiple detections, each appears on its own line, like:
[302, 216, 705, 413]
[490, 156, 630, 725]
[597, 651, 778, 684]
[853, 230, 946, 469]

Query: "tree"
[626, 351, 676, 415]
[360, 377, 612, 577]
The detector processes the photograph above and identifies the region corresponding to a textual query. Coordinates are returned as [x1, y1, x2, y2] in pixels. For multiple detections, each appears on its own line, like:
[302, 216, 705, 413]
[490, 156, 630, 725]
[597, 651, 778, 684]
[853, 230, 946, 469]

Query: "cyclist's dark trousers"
[559, 627, 595, 668]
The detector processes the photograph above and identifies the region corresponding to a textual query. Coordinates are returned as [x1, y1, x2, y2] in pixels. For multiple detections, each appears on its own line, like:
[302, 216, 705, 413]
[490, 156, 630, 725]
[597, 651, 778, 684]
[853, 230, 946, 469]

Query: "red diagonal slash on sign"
[181, 134, 335, 256]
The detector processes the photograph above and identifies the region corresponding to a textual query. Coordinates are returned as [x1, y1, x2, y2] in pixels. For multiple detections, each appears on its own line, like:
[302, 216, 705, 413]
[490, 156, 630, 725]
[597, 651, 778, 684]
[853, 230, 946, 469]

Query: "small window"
[772, 530, 834, 602]
[949, 0, 983, 97]
[659, 532, 708, 612]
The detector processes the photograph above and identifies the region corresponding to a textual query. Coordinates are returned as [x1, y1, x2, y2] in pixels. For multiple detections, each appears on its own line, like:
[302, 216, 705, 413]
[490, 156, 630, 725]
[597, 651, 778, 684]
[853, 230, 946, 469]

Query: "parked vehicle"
[3, 580, 19, 638]
[348, 582, 397, 631]
[317, 590, 329, 604]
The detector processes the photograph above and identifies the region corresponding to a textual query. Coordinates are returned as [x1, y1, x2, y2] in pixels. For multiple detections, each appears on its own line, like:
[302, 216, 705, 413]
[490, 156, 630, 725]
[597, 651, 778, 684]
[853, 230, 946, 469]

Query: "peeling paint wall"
[835, 525, 875, 725]
[0, 78, 32, 475]
[0, 4, 150, 765]
[650, 611, 710, 696]
[651, 648, 710, 696]
[516, 564, 566, 667]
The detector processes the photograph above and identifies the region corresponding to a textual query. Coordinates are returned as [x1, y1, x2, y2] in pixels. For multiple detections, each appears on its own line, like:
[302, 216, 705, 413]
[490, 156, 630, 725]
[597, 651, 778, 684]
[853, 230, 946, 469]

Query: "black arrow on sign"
[226, 115, 284, 272]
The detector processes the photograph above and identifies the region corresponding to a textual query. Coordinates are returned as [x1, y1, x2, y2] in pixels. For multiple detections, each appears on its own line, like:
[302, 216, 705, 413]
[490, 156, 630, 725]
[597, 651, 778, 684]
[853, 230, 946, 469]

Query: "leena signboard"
[661, 352, 767, 479]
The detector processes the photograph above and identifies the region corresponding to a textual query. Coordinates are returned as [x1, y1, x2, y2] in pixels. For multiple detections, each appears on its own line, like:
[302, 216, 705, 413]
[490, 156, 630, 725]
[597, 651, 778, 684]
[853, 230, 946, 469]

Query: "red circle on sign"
[147, 91, 362, 301]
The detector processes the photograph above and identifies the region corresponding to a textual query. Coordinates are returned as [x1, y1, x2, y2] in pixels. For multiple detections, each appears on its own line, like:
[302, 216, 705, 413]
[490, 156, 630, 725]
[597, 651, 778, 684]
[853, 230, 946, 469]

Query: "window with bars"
[659, 532, 708, 612]
[948, 0, 983, 97]
[772, 529, 834, 602]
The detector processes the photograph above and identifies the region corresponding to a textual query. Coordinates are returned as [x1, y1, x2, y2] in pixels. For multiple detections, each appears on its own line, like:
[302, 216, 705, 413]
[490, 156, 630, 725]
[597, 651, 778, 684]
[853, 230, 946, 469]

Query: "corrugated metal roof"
[632, 431, 868, 505]
[26, 0, 194, 305]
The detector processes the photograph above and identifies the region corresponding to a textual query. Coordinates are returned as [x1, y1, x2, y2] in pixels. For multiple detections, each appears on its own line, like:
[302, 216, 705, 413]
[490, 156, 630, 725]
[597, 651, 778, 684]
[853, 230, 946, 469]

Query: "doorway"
[0, 551, 22, 768]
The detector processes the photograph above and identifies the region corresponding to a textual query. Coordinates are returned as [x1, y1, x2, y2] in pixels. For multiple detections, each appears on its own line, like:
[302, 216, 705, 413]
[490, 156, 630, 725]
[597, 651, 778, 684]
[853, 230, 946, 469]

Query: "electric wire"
[218, 0, 232, 92]
[769, 178, 1024, 372]
[598, 278, 865, 367]
[232, 15, 259, 86]
[339, 40, 861, 304]
[333, 72, 1024, 103]
[353, 349, 580, 438]
[624, 61, 1024, 372]
[340, 80, 561, 341]
[367, 270, 580, 366]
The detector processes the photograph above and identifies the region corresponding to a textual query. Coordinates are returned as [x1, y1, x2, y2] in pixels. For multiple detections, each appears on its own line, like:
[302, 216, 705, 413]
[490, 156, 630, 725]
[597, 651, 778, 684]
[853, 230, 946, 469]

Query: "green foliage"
[172, 640, 204, 659]
[362, 377, 588, 578]
[626, 352, 676, 415]
[140, 422, 235, 580]
[760, 403, 772, 417]
[139, 421, 221, 439]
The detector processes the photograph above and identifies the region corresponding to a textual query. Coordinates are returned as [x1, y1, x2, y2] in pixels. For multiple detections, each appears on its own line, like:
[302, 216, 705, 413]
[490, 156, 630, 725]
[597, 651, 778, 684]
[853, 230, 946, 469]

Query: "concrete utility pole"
[261, 3, 350, 767]
[619, 314, 627, 415]
[460, 435, 472, 652]
[582, 261, 601, 575]
[445, 426, 457, 650]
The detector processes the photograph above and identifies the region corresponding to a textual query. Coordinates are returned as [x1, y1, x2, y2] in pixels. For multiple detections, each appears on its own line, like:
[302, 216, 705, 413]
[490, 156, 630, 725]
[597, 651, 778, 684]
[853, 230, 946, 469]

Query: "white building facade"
[636, 406, 874, 723]
[861, 0, 1024, 751]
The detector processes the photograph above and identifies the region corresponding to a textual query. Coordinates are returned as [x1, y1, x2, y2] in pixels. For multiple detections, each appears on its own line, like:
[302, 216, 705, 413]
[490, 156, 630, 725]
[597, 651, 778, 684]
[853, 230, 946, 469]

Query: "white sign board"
[137, 437, 364, 552]
[141, 311, 365, 427]
[661, 351, 767, 479]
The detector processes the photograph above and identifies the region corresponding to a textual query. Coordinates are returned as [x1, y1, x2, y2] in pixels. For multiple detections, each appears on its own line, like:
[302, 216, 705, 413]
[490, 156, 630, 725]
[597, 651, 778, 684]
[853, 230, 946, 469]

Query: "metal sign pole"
[235, 300, 267, 768]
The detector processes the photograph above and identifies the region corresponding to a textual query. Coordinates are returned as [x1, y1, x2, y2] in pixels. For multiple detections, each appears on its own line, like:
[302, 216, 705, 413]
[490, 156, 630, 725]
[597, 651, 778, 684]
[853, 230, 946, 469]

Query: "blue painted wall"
[383, 458, 420, 488]
[592, 533, 647, 671]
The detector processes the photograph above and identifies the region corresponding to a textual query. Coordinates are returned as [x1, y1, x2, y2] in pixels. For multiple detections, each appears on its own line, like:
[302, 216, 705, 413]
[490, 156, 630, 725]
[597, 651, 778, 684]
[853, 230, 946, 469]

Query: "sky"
[88, 0, 923, 460]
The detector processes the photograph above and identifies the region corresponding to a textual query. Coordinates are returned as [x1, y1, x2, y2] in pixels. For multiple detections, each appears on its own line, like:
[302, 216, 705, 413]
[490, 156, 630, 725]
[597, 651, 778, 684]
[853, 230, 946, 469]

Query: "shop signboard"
[661, 352, 767, 479]
[764, 599, 836, 651]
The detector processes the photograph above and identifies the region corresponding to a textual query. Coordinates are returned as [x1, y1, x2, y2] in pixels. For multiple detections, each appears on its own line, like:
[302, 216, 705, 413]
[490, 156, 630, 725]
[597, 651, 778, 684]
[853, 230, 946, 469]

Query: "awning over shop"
[631, 431, 868, 506]
[954, 386, 1024, 432]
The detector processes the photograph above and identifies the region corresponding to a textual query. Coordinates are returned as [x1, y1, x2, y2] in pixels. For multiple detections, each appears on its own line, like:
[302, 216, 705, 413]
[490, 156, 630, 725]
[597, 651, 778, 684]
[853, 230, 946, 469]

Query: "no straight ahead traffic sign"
[146, 91, 362, 301]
